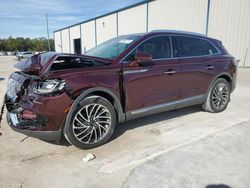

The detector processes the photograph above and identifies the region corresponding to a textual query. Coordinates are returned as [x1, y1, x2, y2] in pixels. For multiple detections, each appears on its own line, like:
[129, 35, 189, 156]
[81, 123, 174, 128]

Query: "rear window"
[173, 36, 207, 57]
[203, 40, 219, 55]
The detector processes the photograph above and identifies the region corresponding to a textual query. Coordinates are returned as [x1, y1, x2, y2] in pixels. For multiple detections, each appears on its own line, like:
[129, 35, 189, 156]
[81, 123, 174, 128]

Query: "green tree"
[0, 36, 54, 52]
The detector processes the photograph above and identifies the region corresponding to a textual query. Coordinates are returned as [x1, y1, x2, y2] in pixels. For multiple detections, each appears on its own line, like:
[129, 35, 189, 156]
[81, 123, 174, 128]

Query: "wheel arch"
[218, 74, 232, 87]
[203, 73, 232, 113]
[65, 87, 125, 126]
[206, 72, 233, 96]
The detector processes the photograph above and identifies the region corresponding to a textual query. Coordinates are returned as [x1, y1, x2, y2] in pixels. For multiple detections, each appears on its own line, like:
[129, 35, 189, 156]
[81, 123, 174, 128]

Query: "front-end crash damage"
[4, 52, 114, 141]
[5, 71, 73, 140]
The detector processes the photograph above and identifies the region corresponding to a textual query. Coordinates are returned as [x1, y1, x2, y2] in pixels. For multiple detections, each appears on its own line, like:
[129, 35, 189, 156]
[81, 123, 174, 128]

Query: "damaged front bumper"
[7, 112, 62, 140]
[5, 71, 73, 141]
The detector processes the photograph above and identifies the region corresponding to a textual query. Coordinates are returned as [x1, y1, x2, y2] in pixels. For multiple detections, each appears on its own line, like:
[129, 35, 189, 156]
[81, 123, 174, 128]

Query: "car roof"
[117, 30, 207, 38]
[51, 30, 213, 57]
[148, 30, 207, 38]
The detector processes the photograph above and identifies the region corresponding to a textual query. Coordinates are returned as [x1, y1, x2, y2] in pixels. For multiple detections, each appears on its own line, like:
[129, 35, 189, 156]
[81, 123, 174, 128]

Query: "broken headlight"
[34, 79, 65, 95]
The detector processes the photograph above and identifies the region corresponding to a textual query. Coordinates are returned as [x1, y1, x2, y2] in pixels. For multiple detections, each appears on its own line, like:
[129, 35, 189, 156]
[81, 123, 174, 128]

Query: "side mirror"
[130, 52, 153, 67]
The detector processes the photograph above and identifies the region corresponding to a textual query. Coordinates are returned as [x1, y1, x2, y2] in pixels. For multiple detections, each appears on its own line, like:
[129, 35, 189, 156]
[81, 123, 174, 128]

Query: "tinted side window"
[174, 36, 207, 57]
[130, 36, 172, 60]
[203, 40, 219, 55]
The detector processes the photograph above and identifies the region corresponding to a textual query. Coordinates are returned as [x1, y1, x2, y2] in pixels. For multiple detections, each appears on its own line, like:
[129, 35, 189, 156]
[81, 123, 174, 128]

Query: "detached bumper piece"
[7, 112, 61, 141]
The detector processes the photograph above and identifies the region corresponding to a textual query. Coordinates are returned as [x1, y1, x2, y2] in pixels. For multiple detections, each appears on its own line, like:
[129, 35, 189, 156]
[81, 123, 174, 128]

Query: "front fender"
[64, 87, 125, 133]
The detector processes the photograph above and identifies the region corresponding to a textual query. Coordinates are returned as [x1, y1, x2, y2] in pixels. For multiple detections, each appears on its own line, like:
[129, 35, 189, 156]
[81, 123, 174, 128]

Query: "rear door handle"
[205, 65, 215, 70]
[164, 70, 176, 75]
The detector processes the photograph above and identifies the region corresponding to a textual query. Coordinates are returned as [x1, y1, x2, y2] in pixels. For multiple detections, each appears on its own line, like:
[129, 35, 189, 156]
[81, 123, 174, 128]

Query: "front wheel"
[64, 96, 117, 149]
[202, 78, 231, 113]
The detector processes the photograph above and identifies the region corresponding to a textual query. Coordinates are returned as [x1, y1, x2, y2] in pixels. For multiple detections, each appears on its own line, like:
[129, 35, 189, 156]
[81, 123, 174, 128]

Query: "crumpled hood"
[14, 52, 113, 77]
[14, 52, 58, 76]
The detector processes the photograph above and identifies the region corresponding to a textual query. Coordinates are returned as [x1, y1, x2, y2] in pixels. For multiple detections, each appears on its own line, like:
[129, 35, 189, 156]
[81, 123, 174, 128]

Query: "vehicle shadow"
[205, 184, 231, 188]
[42, 135, 71, 146]
[111, 105, 202, 141]
[0, 77, 5, 81]
[44, 105, 202, 147]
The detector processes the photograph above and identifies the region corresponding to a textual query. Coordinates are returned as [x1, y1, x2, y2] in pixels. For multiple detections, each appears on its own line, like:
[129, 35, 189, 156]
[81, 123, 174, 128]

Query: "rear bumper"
[7, 112, 62, 140]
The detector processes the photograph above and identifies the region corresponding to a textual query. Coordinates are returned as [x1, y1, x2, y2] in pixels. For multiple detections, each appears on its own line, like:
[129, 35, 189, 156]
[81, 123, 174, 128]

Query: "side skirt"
[126, 94, 206, 121]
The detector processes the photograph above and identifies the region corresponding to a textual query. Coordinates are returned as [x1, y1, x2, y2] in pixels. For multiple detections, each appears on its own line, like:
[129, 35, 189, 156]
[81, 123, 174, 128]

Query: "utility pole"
[46, 12, 51, 51]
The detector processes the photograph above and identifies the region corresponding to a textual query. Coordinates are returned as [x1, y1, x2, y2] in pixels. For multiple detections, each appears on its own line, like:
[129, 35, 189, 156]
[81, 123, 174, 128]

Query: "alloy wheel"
[72, 103, 111, 144]
[212, 82, 229, 110]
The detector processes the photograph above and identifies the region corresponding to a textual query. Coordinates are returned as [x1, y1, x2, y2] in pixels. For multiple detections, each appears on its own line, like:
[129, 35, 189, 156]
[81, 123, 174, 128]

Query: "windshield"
[85, 35, 141, 59]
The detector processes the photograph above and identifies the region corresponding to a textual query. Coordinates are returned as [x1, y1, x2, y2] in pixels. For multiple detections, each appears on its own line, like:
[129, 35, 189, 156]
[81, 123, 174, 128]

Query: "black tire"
[64, 96, 117, 149]
[202, 78, 231, 113]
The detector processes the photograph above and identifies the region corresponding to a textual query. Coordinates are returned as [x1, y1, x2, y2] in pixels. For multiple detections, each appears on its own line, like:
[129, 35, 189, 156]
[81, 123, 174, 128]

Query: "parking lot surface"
[0, 56, 249, 188]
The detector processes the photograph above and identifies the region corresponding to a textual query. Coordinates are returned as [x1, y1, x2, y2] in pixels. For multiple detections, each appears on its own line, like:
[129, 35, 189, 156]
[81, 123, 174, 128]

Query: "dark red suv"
[5, 30, 237, 149]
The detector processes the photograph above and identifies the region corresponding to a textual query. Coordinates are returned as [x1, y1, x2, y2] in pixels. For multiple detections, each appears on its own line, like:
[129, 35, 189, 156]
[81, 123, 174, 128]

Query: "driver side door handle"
[205, 65, 215, 70]
[164, 70, 176, 75]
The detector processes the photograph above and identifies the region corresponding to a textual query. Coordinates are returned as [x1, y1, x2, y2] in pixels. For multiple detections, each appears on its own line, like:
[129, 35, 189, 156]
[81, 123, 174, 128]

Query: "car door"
[122, 35, 180, 114]
[172, 36, 219, 103]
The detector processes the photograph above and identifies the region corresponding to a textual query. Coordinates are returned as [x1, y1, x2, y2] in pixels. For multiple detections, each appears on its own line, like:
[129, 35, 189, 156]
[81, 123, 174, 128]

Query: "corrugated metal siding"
[208, 0, 250, 66]
[80, 21, 96, 52]
[54, 0, 250, 67]
[61, 29, 70, 53]
[54, 31, 62, 52]
[96, 13, 117, 45]
[69, 25, 81, 53]
[148, 0, 207, 34]
[118, 4, 147, 35]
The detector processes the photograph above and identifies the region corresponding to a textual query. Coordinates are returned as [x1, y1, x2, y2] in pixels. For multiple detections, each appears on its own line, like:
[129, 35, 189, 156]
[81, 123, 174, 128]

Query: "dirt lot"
[0, 56, 250, 188]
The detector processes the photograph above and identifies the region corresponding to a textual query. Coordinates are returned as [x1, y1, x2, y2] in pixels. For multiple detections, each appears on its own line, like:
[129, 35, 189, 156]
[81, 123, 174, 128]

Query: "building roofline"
[54, 0, 154, 33]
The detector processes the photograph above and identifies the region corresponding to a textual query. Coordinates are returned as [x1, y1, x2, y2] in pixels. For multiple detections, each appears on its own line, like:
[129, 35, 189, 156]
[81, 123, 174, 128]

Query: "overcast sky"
[0, 0, 144, 39]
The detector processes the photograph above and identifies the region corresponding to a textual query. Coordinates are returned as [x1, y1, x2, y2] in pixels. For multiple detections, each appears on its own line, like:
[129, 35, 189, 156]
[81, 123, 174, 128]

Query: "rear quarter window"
[203, 40, 219, 55]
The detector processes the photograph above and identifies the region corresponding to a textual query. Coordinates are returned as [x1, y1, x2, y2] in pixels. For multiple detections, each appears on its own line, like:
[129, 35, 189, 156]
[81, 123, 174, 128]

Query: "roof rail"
[149, 30, 206, 37]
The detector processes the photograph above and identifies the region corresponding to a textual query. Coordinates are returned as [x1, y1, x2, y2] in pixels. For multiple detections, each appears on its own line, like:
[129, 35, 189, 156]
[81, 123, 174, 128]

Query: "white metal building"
[54, 0, 250, 67]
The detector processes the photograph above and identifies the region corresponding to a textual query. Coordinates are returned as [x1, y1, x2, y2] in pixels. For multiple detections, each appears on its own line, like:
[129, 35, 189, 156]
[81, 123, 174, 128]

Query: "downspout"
[205, 0, 211, 36]
[146, 2, 149, 32]
[95, 19, 97, 46]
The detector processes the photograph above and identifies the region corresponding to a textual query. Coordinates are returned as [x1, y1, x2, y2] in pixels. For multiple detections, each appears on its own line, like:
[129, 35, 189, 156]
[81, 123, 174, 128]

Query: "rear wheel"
[202, 78, 231, 113]
[64, 96, 117, 149]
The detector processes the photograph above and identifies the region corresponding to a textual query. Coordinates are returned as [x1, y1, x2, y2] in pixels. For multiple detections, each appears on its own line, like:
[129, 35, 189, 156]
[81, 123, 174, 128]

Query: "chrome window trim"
[120, 34, 222, 64]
